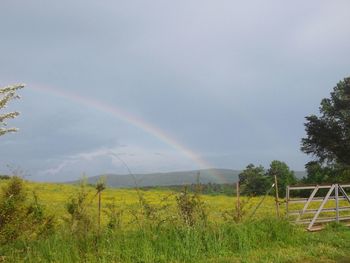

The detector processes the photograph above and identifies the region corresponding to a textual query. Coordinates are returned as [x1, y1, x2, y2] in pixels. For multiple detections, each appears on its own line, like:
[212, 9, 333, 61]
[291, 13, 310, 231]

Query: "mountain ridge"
[67, 169, 307, 188]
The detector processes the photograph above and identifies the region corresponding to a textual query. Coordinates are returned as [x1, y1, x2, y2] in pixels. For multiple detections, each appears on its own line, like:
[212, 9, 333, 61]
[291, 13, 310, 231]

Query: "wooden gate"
[286, 184, 350, 231]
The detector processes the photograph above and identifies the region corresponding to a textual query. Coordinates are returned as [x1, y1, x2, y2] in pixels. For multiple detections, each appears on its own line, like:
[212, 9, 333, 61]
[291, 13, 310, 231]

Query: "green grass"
[1, 218, 350, 262]
[0, 179, 350, 262]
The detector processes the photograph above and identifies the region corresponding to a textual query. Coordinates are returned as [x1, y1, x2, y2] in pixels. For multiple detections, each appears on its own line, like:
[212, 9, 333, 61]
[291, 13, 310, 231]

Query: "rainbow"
[30, 84, 227, 183]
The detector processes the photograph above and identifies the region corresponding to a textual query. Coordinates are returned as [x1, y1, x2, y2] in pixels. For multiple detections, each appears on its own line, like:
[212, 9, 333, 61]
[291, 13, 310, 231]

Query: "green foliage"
[222, 196, 252, 223]
[239, 164, 270, 195]
[267, 160, 297, 197]
[338, 167, 350, 182]
[105, 201, 123, 230]
[302, 161, 333, 184]
[176, 186, 207, 226]
[134, 192, 160, 224]
[301, 161, 350, 185]
[95, 177, 106, 230]
[239, 161, 300, 197]
[0, 175, 10, 180]
[65, 182, 95, 236]
[2, 217, 350, 263]
[95, 177, 106, 194]
[129, 189, 173, 230]
[145, 183, 237, 196]
[0, 84, 24, 137]
[0, 177, 54, 244]
[301, 77, 350, 167]
[0, 179, 349, 262]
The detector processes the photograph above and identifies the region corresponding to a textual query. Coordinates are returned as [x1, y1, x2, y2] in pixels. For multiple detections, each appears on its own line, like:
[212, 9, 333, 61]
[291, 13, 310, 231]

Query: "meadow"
[25, 181, 278, 224]
[0, 178, 350, 263]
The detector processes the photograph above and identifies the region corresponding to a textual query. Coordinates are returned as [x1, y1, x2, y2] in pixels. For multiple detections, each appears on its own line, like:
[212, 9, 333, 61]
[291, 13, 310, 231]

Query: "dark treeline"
[238, 160, 350, 198]
[141, 183, 236, 196]
[0, 175, 10, 180]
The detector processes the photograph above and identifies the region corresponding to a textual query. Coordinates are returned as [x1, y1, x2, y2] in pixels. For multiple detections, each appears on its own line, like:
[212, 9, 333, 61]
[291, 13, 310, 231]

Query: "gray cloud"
[1, 0, 350, 181]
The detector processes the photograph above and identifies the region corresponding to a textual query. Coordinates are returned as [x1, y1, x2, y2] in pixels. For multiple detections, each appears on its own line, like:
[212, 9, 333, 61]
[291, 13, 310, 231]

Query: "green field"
[0, 178, 350, 263]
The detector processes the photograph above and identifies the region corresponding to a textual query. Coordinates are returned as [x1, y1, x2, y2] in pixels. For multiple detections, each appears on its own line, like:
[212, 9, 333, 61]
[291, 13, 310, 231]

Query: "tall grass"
[1, 218, 350, 263]
[0, 177, 349, 262]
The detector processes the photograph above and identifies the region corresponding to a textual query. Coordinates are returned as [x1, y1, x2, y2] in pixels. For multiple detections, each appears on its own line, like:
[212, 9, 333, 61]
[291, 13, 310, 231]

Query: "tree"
[302, 161, 332, 184]
[302, 161, 350, 184]
[266, 160, 297, 197]
[239, 164, 270, 195]
[301, 77, 350, 166]
[0, 84, 25, 137]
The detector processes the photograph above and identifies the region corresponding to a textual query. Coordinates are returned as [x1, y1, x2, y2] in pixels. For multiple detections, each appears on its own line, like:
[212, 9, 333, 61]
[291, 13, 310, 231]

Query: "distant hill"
[67, 169, 307, 188]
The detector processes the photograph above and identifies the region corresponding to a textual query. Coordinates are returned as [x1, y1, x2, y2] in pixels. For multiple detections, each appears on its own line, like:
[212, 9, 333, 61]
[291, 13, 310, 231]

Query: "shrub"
[65, 182, 95, 236]
[176, 186, 207, 226]
[0, 177, 54, 243]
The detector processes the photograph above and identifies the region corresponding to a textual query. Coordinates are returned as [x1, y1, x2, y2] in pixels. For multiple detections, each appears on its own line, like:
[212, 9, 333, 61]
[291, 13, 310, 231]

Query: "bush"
[176, 186, 207, 226]
[65, 182, 95, 236]
[0, 177, 54, 243]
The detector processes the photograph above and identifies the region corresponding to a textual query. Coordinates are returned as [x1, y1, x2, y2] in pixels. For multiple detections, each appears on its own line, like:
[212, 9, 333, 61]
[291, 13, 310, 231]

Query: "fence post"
[335, 184, 339, 223]
[236, 181, 241, 222]
[98, 191, 101, 231]
[286, 185, 289, 219]
[274, 174, 280, 218]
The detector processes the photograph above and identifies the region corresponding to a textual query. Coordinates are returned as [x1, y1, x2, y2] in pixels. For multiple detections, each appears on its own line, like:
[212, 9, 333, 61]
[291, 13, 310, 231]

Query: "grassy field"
[24, 181, 279, 224]
[0, 179, 349, 262]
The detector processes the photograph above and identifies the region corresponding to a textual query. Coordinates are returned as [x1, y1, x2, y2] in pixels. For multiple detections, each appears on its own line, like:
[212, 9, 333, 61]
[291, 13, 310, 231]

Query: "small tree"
[176, 185, 207, 226]
[239, 164, 270, 195]
[0, 84, 25, 137]
[266, 160, 297, 197]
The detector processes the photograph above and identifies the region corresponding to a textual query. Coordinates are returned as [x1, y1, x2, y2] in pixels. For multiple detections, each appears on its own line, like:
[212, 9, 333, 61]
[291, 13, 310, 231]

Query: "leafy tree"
[302, 161, 332, 184]
[0, 84, 25, 137]
[239, 164, 270, 195]
[301, 77, 350, 166]
[266, 160, 297, 197]
[302, 161, 350, 184]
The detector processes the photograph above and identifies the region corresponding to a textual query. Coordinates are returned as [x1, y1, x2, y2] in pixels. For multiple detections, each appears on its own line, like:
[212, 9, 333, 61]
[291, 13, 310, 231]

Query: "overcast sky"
[1, 1, 350, 181]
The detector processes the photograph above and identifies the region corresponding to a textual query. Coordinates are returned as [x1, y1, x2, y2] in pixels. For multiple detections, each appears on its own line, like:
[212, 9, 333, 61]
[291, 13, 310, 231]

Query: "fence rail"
[286, 183, 350, 231]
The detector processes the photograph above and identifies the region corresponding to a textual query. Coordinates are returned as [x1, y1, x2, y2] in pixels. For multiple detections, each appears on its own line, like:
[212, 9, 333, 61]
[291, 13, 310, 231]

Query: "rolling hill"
[67, 169, 307, 188]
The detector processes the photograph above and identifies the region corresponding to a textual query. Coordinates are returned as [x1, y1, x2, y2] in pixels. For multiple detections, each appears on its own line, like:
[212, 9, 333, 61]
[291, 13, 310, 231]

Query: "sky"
[1, 0, 350, 182]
